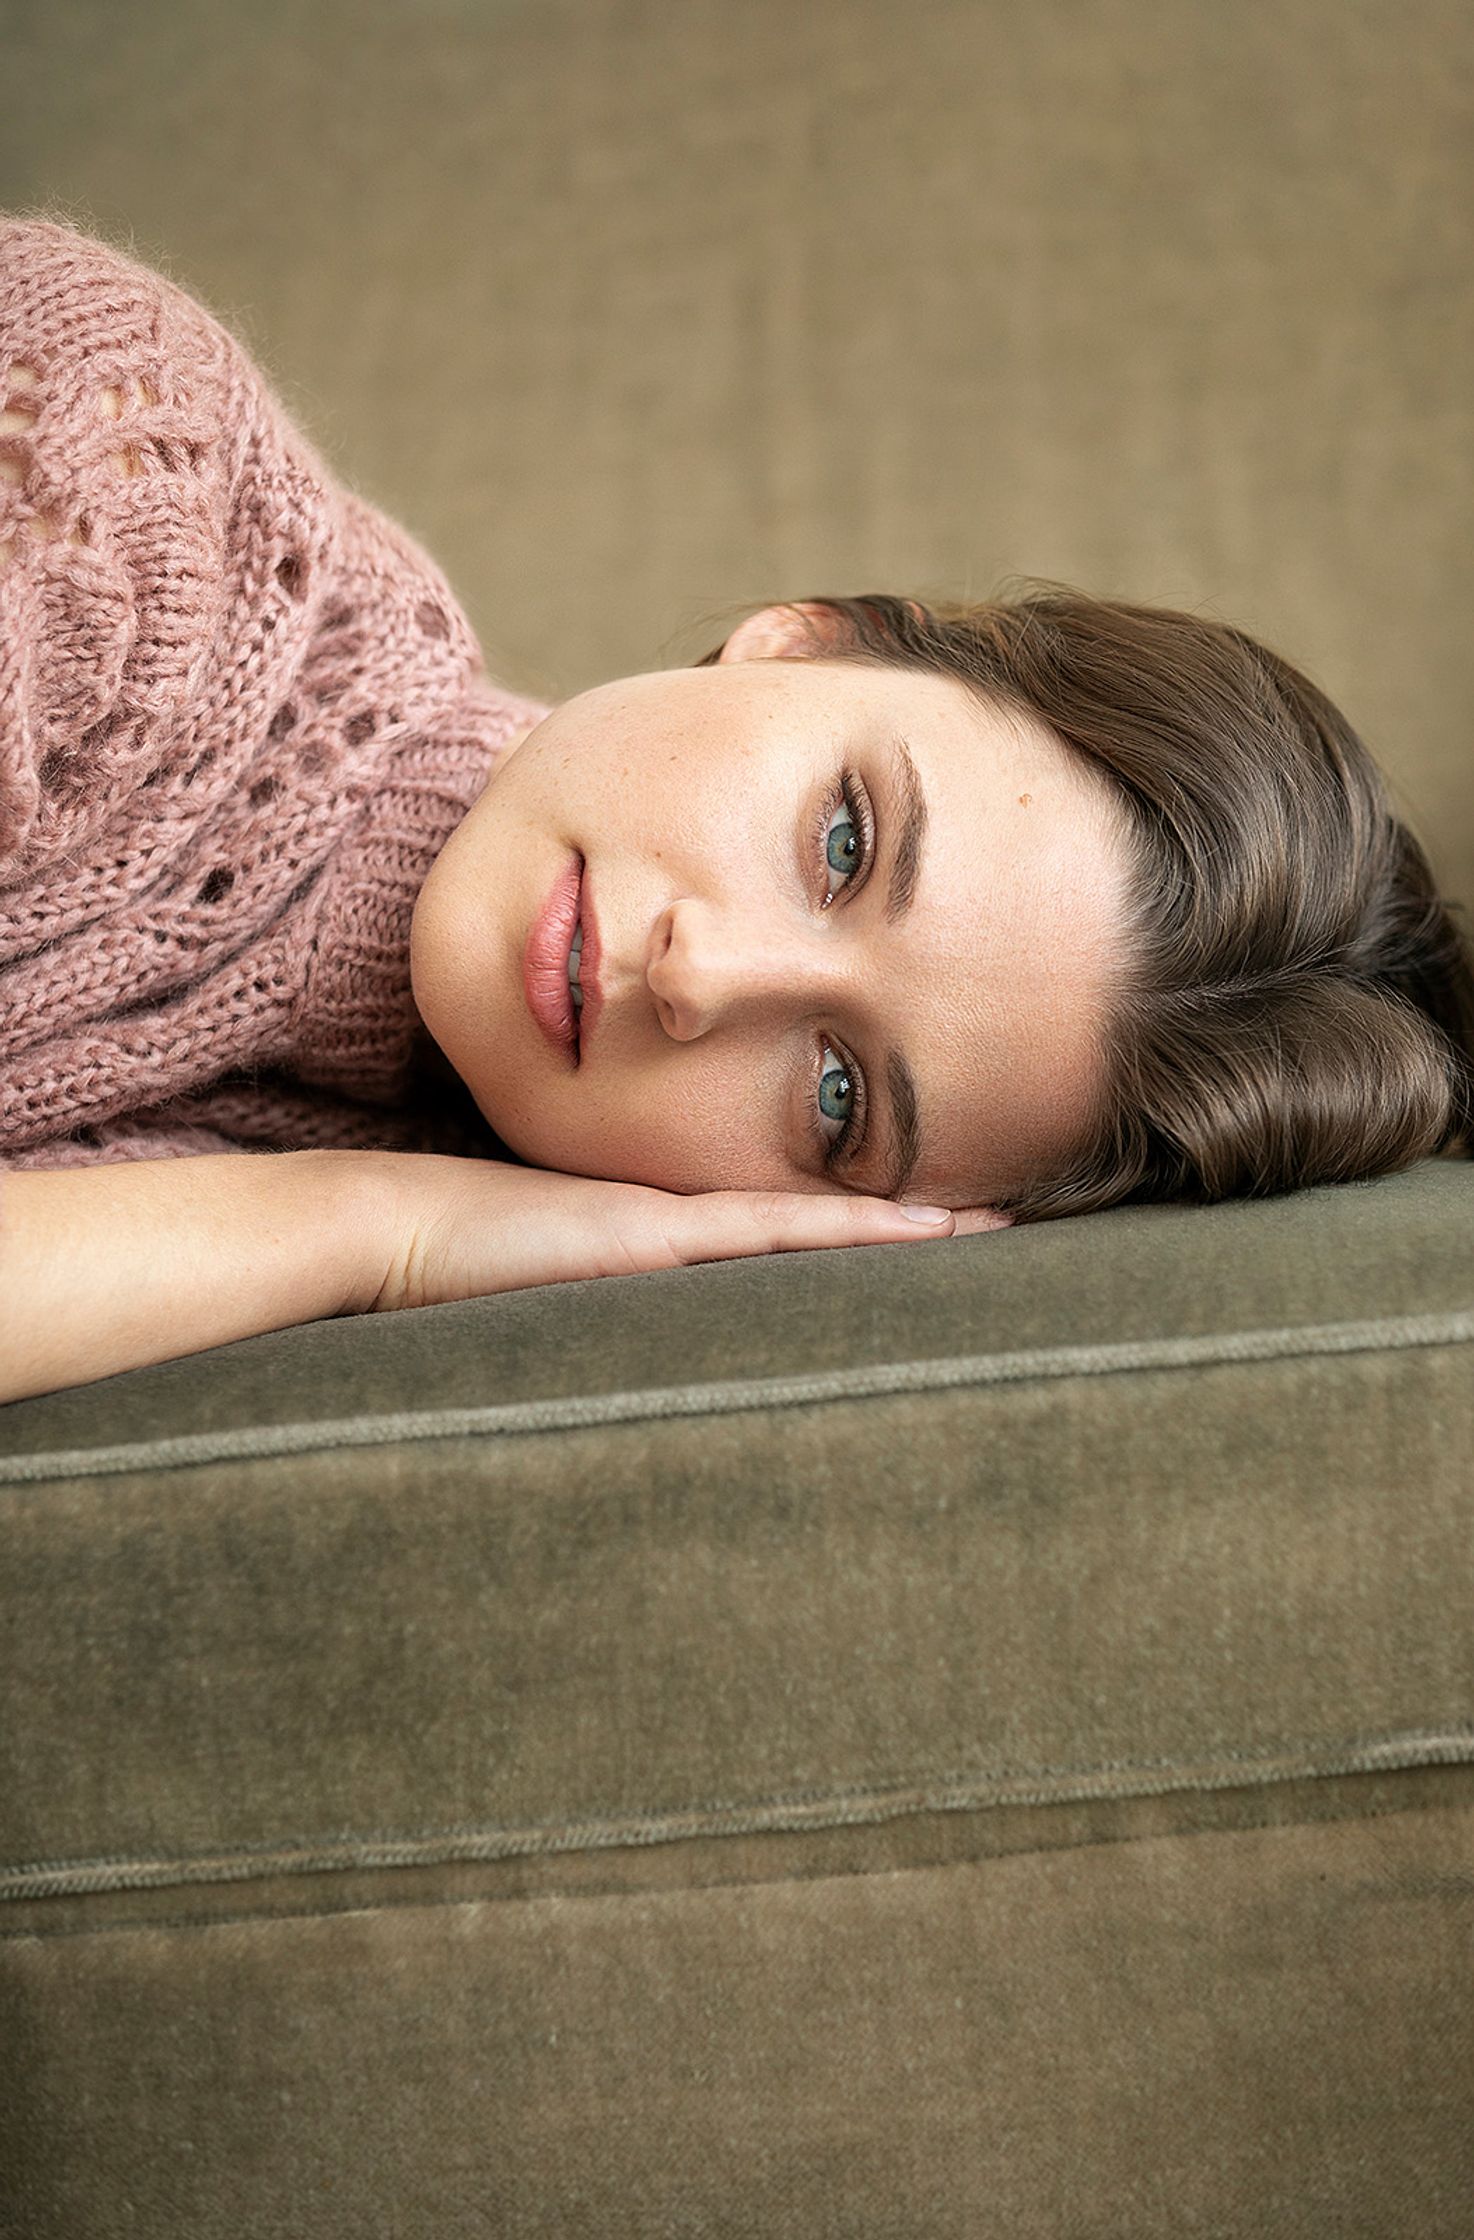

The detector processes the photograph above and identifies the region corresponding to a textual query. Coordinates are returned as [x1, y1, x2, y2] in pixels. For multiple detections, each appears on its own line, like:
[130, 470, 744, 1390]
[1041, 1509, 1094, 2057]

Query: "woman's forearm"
[0, 1149, 386, 1404]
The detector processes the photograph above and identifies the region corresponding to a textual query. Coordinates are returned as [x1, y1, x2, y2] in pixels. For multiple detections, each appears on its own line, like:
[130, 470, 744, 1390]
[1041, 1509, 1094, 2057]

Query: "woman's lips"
[524, 854, 582, 1064]
[522, 853, 603, 1064]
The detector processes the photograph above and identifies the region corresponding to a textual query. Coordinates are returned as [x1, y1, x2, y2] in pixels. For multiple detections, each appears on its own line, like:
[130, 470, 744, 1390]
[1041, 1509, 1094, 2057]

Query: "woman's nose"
[646, 897, 838, 1042]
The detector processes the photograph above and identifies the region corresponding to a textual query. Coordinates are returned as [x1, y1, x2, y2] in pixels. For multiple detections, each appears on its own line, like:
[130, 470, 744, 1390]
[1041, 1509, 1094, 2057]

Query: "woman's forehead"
[890, 699, 1132, 1198]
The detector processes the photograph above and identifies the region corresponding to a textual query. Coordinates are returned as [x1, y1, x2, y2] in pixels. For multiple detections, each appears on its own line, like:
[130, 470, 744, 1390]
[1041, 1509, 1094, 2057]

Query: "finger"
[659, 1190, 960, 1268]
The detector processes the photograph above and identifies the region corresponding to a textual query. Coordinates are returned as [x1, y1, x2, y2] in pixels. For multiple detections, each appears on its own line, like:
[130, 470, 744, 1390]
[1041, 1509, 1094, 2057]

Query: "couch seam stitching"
[3, 1783, 1470, 1946]
[6, 1724, 1473, 1903]
[3, 1307, 1472, 1485]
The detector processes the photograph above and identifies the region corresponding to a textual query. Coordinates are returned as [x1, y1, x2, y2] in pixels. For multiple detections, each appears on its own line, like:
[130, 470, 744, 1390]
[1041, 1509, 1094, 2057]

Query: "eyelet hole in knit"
[345, 710, 375, 747]
[98, 376, 162, 475]
[0, 508, 91, 568]
[416, 599, 450, 639]
[197, 866, 235, 905]
[275, 551, 308, 600]
[97, 373, 159, 419]
[0, 366, 40, 434]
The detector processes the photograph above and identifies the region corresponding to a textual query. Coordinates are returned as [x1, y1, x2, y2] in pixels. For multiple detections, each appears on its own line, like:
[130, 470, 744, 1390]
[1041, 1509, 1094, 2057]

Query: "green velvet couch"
[3, 1156, 1472, 2234]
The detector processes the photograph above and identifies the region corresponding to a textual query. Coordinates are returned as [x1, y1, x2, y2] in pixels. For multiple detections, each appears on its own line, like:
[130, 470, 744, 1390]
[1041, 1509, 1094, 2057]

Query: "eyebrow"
[872, 734, 929, 1203]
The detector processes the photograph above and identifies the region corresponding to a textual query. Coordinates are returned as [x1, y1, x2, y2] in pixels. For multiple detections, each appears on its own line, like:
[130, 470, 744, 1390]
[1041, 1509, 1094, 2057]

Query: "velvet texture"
[3, 1159, 1472, 2232]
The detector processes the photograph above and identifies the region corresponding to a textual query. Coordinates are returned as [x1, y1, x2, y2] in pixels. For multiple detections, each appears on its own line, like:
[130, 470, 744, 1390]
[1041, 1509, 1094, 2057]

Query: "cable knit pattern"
[0, 215, 551, 1169]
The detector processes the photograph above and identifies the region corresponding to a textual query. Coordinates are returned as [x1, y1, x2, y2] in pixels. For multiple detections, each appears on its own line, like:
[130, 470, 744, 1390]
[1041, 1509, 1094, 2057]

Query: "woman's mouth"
[523, 853, 601, 1064]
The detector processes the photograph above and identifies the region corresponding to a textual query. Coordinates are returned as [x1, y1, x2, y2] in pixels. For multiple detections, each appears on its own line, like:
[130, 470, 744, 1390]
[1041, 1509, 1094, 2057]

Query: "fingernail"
[898, 1204, 951, 1223]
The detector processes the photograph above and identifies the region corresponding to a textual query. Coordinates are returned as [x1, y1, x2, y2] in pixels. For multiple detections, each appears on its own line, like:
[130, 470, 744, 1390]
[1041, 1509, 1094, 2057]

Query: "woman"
[411, 585, 1474, 1220]
[3, 215, 1471, 1398]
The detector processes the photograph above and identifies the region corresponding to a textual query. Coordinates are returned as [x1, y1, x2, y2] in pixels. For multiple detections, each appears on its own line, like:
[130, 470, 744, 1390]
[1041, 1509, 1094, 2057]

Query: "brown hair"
[696, 583, 1474, 1221]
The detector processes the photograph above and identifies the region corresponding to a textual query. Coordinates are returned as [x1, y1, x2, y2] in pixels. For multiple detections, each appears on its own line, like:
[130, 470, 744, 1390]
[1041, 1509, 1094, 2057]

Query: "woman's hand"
[359, 1155, 1011, 1315]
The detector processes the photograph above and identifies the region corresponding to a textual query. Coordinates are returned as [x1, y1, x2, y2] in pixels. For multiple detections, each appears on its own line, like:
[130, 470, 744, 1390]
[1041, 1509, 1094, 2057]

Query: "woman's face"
[409, 605, 1133, 1208]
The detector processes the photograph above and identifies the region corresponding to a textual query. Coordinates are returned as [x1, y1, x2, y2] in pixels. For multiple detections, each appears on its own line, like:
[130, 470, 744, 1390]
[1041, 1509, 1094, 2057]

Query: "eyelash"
[806, 768, 875, 1171]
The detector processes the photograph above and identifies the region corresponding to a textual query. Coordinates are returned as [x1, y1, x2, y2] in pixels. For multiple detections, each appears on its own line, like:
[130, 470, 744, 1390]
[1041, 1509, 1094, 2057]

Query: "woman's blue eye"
[817, 1046, 854, 1140]
[822, 796, 863, 896]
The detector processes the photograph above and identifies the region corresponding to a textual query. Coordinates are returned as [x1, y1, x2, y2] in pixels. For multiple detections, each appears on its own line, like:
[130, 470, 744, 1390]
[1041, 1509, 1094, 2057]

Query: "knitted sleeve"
[0, 215, 248, 886]
[0, 1116, 246, 1170]
[0, 1077, 501, 1170]
[0, 214, 533, 1178]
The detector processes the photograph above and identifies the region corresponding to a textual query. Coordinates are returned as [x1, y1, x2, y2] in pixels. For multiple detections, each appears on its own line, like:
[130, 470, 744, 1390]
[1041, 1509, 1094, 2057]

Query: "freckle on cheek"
[1018, 794, 1032, 807]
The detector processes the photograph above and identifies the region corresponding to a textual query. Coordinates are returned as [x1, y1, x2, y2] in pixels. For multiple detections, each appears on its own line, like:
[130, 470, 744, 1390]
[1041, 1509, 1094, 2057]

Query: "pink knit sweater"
[0, 216, 552, 1171]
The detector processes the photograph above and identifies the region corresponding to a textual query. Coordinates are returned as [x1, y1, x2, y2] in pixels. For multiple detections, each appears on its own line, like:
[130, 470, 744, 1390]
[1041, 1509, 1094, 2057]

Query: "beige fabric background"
[3, 0, 1471, 903]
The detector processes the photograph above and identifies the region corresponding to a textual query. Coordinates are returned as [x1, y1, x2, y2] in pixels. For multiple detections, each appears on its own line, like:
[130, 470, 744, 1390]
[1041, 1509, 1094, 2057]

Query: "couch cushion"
[3, 1157, 1472, 1895]
[3, 1157, 1472, 2232]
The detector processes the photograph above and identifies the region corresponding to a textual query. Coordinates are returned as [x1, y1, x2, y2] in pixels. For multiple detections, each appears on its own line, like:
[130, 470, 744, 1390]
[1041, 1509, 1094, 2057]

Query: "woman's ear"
[715, 601, 845, 663]
[714, 596, 931, 664]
